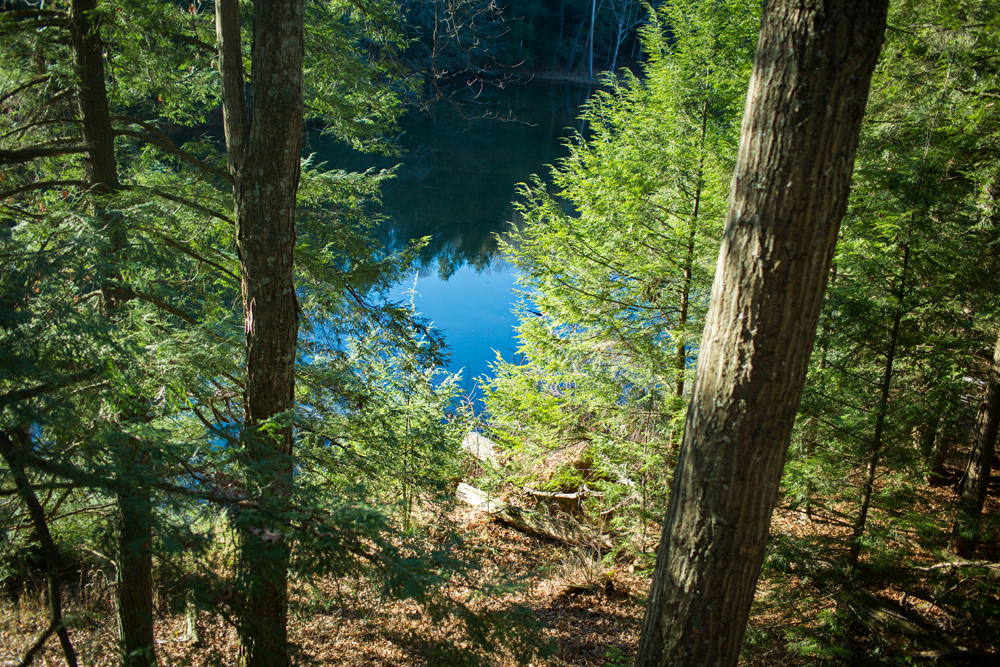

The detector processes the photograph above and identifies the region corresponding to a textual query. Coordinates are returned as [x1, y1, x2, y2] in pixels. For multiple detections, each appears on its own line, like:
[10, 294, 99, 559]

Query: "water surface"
[314, 83, 589, 397]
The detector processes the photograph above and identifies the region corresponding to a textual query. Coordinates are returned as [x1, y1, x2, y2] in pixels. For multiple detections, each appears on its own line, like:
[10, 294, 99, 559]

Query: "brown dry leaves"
[2, 477, 997, 667]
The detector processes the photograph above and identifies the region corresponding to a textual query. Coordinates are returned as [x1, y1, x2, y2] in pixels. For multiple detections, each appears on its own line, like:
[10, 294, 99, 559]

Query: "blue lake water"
[390, 262, 521, 396]
[314, 83, 590, 398]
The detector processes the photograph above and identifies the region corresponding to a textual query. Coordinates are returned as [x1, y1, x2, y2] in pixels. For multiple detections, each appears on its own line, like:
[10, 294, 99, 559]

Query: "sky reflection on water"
[314, 82, 589, 399]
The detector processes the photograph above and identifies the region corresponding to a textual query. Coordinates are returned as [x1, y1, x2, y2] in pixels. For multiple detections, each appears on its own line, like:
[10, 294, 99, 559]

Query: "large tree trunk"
[950, 327, 1000, 558]
[215, 1, 304, 665]
[69, 2, 156, 665]
[634, 2, 888, 666]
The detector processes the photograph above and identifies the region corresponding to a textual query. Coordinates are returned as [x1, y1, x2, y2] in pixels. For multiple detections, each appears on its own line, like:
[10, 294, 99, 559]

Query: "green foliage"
[1, 1, 551, 663]
[484, 0, 758, 532]
[791, 0, 1000, 567]
[297, 318, 467, 526]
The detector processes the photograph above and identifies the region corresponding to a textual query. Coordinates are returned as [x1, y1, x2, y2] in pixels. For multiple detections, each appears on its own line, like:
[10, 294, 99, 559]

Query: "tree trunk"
[69, 2, 156, 664]
[588, 0, 596, 81]
[114, 450, 155, 667]
[847, 245, 908, 572]
[634, 2, 888, 666]
[950, 327, 1000, 557]
[0, 430, 78, 667]
[215, 1, 305, 665]
[673, 101, 709, 405]
[916, 413, 944, 484]
[69, 0, 118, 193]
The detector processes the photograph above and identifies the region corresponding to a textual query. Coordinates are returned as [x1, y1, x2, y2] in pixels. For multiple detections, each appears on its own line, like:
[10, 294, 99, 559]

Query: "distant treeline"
[401, 0, 654, 80]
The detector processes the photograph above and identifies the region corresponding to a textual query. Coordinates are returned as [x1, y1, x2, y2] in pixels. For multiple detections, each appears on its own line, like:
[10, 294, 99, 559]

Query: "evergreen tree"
[635, 1, 889, 664]
[485, 0, 757, 528]
[1, 2, 237, 662]
[3, 1, 551, 664]
[790, 0, 1000, 570]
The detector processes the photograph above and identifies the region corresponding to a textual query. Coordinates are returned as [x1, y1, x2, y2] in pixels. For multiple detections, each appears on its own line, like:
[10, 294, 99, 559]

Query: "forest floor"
[2, 471, 998, 667]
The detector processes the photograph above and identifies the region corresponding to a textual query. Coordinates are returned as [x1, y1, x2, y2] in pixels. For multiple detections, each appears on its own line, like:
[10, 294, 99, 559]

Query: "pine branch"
[113, 120, 232, 184]
[20, 448, 260, 509]
[0, 367, 102, 411]
[162, 30, 217, 53]
[0, 179, 90, 200]
[0, 482, 79, 497]
[0, 144, 91, 165]
[0, 18, 67, 35]
[39, 89, 73, 109]
[0, 118, 85, 142]
[124, 287, 198, 324]
[0, 75, 52, 105]
[129, 185, 235, 227]
[148, 229, 239, 281]
[2, 8, 67, 19]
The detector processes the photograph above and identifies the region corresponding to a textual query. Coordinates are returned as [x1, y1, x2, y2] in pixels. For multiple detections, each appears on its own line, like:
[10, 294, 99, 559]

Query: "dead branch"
[916, 561, 1000, 575]
[522, 486, 604, 500]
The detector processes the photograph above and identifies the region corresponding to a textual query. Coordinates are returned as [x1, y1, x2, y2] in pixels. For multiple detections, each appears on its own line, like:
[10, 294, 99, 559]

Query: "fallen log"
[522, 486, 604, 500]
[916, 560, 1000, 575]
[456, 483, 613, 550]
[522, 485, 604, 517]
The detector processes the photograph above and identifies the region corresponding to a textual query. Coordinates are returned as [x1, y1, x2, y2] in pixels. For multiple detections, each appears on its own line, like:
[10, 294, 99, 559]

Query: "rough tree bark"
[215, 0, 305, 665]
[950, 327, 1000, 558]
[69, 1, 156, 665]
[634, 2, 888, 666]
[69, 0, 117, 192]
